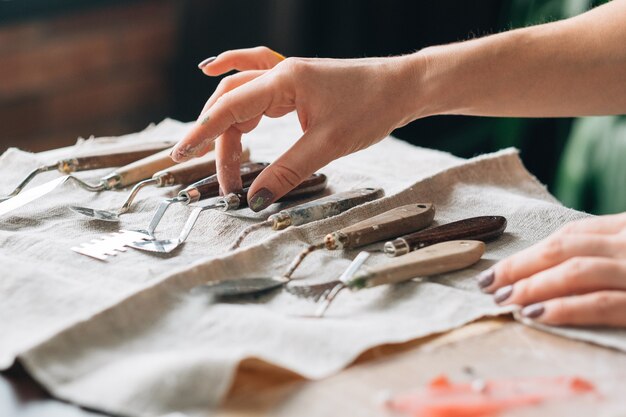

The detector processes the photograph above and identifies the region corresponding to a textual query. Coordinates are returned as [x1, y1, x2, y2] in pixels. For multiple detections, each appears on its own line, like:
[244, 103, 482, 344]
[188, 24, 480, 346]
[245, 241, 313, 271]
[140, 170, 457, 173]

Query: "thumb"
[247, 128, 338, 212]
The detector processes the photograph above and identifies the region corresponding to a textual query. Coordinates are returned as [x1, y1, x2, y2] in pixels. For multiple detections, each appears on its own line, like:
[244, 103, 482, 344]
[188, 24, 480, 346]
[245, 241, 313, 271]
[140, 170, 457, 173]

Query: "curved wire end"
[118, 178, 158, 215]
[229, 220, 272, 251]
[66, 175, 106, 192]
[0, 165, 57, 201]
[282, 242, 325, 280]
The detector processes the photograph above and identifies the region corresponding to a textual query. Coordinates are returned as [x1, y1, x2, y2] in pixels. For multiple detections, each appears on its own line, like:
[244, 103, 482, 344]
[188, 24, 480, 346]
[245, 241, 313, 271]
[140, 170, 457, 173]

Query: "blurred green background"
[1, 0, 623, 215]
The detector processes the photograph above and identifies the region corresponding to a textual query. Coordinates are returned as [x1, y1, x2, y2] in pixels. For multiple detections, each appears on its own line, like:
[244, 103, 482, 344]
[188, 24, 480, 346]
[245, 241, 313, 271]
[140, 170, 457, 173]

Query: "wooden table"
[3, 316, 625, 416]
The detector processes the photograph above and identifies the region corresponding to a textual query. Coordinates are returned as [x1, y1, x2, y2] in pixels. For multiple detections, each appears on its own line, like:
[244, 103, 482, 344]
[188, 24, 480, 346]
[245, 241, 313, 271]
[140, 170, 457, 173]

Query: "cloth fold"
[1, 114, 623, 417]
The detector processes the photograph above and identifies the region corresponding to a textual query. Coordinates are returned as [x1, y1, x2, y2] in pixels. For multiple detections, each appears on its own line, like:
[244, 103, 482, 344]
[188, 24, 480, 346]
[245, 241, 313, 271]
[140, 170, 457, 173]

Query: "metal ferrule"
[100, 173, 122, 190]
[57, 158, 79, 174]
[154, 172, 176, 187]
[219, 193, 241, 211]
[324, 231, 348, 250]
[179, 188, 199, 204]
[268, 212, 292, 230]
[383, 239, 410, 257]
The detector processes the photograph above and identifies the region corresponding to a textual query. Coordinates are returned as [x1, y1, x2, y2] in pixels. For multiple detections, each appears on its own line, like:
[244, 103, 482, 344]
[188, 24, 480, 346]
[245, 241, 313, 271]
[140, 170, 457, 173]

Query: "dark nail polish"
[494, 285, 513, 304]
[521, 303, 545, 319]
[476, 269, 494, 290]
[198, 56, 217, 68]
[249, 188, 274, 212]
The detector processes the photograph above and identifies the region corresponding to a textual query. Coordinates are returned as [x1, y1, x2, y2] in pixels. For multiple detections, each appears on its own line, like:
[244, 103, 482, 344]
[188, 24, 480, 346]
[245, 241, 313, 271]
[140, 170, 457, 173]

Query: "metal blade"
[0, 176, 68, 218]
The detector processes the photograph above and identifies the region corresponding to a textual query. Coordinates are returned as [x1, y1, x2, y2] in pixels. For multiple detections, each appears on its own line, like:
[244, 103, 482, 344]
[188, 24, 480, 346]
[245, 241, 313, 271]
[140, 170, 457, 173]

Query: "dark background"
[0, 0, 620, 214]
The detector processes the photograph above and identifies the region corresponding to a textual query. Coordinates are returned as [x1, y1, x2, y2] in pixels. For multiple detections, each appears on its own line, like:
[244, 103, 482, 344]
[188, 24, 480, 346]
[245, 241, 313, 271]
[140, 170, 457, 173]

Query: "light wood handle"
[325, 203, 435, 250]
[347, 240, 485, 289]
[112, 147, 178, 187]
[157, 148, 251, 187]
[64, 142, 175, 173]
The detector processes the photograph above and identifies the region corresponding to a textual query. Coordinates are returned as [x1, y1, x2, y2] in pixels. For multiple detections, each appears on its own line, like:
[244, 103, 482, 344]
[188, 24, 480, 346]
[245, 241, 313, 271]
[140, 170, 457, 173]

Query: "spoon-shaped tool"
[229, 187, 386, 250]
[0, 142, 175, 202]
[69, 148, 251, 221]
[314, 240, 486, 318]
[195, 202, 434, 297]
[70, 163, 266, 260]
[290, 215, 507, 301]
[128, 173, 329, 253]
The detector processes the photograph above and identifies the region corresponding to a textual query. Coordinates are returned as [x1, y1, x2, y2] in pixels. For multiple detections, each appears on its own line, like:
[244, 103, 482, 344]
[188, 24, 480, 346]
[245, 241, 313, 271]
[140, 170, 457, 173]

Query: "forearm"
[408, 0, 626, 119]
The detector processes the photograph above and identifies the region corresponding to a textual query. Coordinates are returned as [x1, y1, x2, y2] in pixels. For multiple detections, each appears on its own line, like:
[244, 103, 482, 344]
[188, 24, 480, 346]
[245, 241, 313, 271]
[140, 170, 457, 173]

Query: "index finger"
[199, 46, 285, 76]
[171, 73, 278, 162]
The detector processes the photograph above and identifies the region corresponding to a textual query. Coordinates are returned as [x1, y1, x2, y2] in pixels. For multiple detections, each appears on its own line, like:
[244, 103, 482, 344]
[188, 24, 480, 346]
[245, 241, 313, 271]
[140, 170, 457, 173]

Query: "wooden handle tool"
[230, 187, 387, 250]
[283, 203, 435, 280]
[314, 240, 485, 317]
[384, 216, 507, 257]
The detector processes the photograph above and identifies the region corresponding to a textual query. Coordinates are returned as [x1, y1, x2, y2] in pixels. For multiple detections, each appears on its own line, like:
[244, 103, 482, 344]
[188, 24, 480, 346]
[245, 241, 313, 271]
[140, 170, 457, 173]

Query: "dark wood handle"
[66, 142, 175, 172]
[392, 216, 507, 254]
[233, 173, 328, 208]
[188, 162, 269, 200]
[325, 203, 435, 250]
[163, 148, 251, 186]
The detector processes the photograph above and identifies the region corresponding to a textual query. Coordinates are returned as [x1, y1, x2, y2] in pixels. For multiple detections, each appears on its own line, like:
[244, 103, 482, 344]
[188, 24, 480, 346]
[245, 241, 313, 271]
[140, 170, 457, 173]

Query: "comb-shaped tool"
[289, 215, 507, 301]
[0, 142, 176, 202]
[71, 162, 268, 260]
[194, 202, 433, 297]
[229, 187, 386, 250]
[314, 240, 485, 318]
[69, 148, 251, 221]
[128, 173, 328, 254]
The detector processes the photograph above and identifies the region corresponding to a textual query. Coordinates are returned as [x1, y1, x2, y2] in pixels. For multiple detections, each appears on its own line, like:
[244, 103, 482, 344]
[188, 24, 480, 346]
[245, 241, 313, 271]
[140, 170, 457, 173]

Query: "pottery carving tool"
[0, 146, 181, 218]
[69, 148, 251, 221]
[71, 162, 268, 260]
[195, 202, 433, 297]
[290, 215, 506, 301]
[230, 188, 387, 250]
[314, 240, 485, 317]
[0, 141, 176, 202]
[128, 173, 328, 254]
[384, 215, 507, 257]
[282, 203, 435, 280]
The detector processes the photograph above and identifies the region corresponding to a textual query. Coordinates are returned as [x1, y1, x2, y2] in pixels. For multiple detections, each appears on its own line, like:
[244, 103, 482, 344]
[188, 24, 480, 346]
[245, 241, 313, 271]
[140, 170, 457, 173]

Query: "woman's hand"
[171, 46, 427, 211]
[478, 213, 626, 327]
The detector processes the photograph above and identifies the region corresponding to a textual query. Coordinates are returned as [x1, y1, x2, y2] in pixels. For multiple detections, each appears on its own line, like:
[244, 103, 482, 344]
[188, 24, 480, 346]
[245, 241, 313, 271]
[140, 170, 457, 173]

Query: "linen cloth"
[0, 115, 624, 417]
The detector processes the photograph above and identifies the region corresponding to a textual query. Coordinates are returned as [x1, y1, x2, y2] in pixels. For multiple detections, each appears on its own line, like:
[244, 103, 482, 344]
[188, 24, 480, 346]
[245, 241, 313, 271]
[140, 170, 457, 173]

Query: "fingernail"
[171, 144, 193, 162]
[494, 285, 513, 304]
[249, 188, 274, 212]
[476, 269, 494, 290]
[521, 303, 545, 319]
[198, 56, 217, 68]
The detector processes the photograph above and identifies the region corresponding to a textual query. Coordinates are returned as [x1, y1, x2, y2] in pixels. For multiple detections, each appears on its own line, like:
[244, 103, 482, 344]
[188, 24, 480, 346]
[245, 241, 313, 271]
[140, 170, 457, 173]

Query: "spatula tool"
[128, 173, 328, 254]
[289, 215, 507, 301]
[314, 240, 485, 317]
[69, 148, 251, 221]
[195, 202, 434, 297]
[0, 141, 175, 202]
[71, 162, 268, 260]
